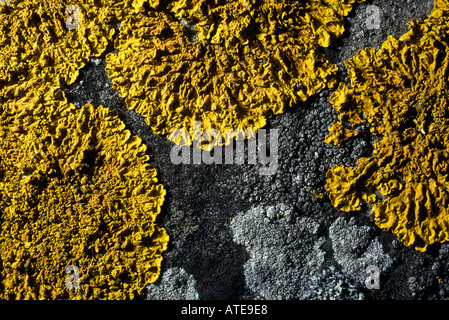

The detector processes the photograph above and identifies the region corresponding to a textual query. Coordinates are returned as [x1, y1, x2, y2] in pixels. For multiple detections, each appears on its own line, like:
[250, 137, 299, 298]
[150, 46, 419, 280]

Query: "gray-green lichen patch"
[231, 205, 396, 299]
[146, 267, 199, 300]
[329, 217, 394, 286]
[230, 203, 326, 299]
[301, 266, 363, 300]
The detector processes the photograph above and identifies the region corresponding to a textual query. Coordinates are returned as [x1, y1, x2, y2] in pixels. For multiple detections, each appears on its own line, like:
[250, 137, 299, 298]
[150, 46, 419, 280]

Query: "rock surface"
[62, 0, 449, 300]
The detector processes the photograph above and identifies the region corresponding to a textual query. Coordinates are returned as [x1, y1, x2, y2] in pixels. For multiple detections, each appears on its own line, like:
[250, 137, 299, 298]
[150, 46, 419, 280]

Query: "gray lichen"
[329, 217, 393, 287]
[231, 203, 326, 299]
[146, 267, 200, 300]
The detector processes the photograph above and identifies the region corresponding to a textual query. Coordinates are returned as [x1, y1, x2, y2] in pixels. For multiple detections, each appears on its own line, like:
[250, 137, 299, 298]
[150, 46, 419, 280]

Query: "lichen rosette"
[0, 89, 168, 299]
[0, 0, 122, 101]
[325, 0, 449, 252]
[106, 0, 364, 149]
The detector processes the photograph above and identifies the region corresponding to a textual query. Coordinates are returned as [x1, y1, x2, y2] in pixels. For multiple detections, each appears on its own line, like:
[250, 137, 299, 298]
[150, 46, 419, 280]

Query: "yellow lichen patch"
[325, 0, 449, 251]
[0, 0, 124, 101]
[325, 164, 361, 212]
[313, 190, 324, 199]
[0, 89, 168, 299]
[106, 0, 364, 148]
[325, 121, 358, 146]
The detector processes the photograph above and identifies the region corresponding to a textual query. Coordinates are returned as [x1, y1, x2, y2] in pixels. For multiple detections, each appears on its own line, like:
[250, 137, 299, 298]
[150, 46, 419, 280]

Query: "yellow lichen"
[313, 189, 324, 199]
[325, 0, 449, 252]
[0, 0, 124, 101]
[0, 89, 168, 299]
[325, 121, 358, 146]
[106, 0, 364, 148]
